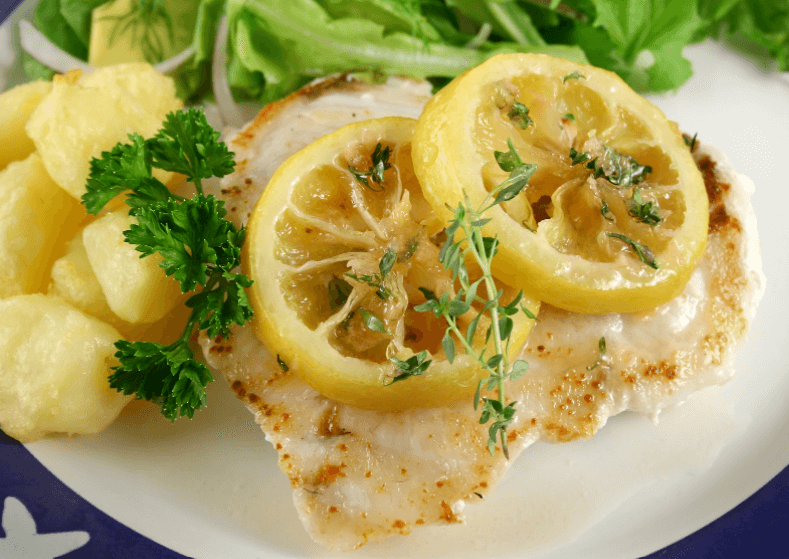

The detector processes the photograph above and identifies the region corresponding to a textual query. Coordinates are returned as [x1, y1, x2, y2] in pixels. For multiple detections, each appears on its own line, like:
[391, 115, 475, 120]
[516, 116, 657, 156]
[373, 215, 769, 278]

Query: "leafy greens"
[23, 0, 789, 105]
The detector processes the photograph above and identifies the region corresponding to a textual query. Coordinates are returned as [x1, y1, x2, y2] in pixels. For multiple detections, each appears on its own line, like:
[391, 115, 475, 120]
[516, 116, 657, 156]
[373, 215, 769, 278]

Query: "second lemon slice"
[245, 117, 538, 410]
[412, 54, 709, 314]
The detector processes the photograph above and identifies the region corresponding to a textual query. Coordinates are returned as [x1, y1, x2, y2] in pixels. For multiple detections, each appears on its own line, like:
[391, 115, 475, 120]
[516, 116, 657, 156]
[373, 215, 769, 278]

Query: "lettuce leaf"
[219, 0, 586, 103]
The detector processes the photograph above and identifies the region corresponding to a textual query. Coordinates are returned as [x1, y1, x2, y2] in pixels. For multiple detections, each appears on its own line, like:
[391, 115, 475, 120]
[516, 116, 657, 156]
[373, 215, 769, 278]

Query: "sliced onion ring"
[20, 19, 195, 77]
[19, 20, 93, 73]
[212, 14, 245, 128]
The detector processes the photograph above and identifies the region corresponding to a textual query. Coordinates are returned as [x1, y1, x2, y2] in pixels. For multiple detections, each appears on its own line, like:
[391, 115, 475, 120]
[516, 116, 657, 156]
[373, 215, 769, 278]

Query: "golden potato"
[0, 153, 85, 299]
[49, 229, 192, 341]
[82, 210, 184, 324]
[49, 233, 114, 319]
[25, 65, 182, 200]
[0, 80, 52, 171]
[0, 294, 132, 443]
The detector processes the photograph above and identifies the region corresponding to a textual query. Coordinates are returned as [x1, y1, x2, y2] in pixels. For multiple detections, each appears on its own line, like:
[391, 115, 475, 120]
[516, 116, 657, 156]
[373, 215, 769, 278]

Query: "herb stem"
[460, 200, 512, 458]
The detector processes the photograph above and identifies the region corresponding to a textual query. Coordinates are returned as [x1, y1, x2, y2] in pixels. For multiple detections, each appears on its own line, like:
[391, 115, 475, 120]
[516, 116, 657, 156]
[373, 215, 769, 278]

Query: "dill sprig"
[416, 140, 537, 458]
[101, 0, 175, 63]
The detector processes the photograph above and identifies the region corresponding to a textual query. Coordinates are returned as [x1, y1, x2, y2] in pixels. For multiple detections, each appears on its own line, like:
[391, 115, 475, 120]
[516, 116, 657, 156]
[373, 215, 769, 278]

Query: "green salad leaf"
[22, 0, 789, 125]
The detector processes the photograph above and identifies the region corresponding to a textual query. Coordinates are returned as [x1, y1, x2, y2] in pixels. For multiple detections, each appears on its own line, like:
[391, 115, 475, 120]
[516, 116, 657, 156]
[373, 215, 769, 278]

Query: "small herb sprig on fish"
[81, 108, 253, 421]
[416, 140, 537, 459]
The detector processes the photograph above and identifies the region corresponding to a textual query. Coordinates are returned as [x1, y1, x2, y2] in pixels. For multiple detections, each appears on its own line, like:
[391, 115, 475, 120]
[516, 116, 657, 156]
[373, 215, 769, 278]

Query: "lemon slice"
[412, 54, 708, 314]
[245, 117, 538, 410]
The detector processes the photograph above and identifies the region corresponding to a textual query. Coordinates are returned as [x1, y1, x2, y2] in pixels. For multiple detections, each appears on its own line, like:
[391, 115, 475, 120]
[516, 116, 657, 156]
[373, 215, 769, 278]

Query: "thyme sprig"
[415, 152, 537, 459]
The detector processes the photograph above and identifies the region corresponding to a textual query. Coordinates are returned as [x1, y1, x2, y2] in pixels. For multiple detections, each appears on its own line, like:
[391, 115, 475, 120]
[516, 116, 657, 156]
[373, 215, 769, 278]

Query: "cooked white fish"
[199, 76, 764, 551]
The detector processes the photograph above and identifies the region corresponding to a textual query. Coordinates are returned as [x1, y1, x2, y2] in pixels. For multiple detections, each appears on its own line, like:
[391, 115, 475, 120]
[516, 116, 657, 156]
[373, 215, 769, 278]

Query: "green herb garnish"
[627, 188, 662, 225]
[348, 143, 391, 192]
[346, 248, 396, 300]
[507, 101, 533, 129]
[569, 146, 652, 187]
[607, 232, 659, 269]
[387, 350, 432, 385]
[563, 72, 585, 82]
[359, 308, 389, 334]
[493, 138, 538, 205]
[328, 277, 353, 310]
[587, 337, 606, 371]
[81, 108, 251, 421]
[415, 152, 537, 458]
[684, 132, 698, 151]
[277, 355, 289, 372]
[601, 198, 614, 221]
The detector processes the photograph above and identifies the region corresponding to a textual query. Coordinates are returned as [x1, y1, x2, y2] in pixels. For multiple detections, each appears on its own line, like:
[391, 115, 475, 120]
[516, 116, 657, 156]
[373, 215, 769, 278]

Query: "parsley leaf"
[146, 108, 236, 194]
[82, 133, 177, 215]
[125, 195, 245, 292]
[80, 108, 253, 421]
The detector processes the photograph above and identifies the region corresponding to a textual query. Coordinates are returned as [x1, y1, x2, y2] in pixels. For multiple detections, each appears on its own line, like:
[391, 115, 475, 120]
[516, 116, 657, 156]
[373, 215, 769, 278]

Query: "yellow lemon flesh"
[245, 117, 538, 410]
[412, 53, 708, 314]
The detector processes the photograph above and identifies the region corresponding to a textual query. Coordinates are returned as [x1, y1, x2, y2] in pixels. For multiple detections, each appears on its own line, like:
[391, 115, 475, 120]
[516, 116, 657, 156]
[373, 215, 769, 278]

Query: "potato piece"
[0, 80, 52, 171]
[49, 233, 114, 319]
[25, 65, 182, 200]
[49, 231, 191, 340]
[0, 294, 132, 442]
[0, 153, 84, 299]
[83, 211, 183, 324]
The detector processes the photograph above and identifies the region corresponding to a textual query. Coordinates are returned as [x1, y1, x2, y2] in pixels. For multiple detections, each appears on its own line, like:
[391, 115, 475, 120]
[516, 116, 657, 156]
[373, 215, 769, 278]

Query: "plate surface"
[1, 2, 788, 557]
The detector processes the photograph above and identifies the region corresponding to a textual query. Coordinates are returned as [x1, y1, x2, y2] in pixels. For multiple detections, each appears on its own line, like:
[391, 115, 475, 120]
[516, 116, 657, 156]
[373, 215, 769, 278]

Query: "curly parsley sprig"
[81, 108, 252, 420]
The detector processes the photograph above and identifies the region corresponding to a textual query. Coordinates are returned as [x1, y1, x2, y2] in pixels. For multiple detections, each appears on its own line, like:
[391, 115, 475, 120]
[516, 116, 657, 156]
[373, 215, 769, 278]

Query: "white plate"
[2, 2, 788, 556]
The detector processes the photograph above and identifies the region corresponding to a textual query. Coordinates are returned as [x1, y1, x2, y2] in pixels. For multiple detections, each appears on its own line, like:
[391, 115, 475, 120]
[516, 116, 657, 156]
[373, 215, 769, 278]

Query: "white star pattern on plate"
[0, 497, 89, 559]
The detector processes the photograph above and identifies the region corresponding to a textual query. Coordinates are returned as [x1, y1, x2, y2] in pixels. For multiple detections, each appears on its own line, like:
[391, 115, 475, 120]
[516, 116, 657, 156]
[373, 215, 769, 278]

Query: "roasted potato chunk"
[25, 64, 181, 200]
[82, 211, 183, 324]
[0, 80, 52, 171]
[0, 294, 132, 442]
[0, 153, 84, 298]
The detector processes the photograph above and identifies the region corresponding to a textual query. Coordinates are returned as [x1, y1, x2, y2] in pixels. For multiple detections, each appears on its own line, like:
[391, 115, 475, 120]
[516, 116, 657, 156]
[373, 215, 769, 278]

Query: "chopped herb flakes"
[349, 143, 391, 192]
[507, 101, 533, 129]
[607, 233, 659, 269]
[627, 188, 662, 225]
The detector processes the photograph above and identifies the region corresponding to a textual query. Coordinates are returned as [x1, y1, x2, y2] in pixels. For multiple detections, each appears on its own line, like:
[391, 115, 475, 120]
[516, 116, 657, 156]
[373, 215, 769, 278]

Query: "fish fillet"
[199, 76, 764, 551]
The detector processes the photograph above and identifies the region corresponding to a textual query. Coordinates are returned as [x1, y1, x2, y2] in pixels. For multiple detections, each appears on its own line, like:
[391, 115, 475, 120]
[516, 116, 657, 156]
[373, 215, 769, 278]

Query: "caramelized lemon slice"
[245, 118, 538, 410]
[412, 54, 708, 314]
